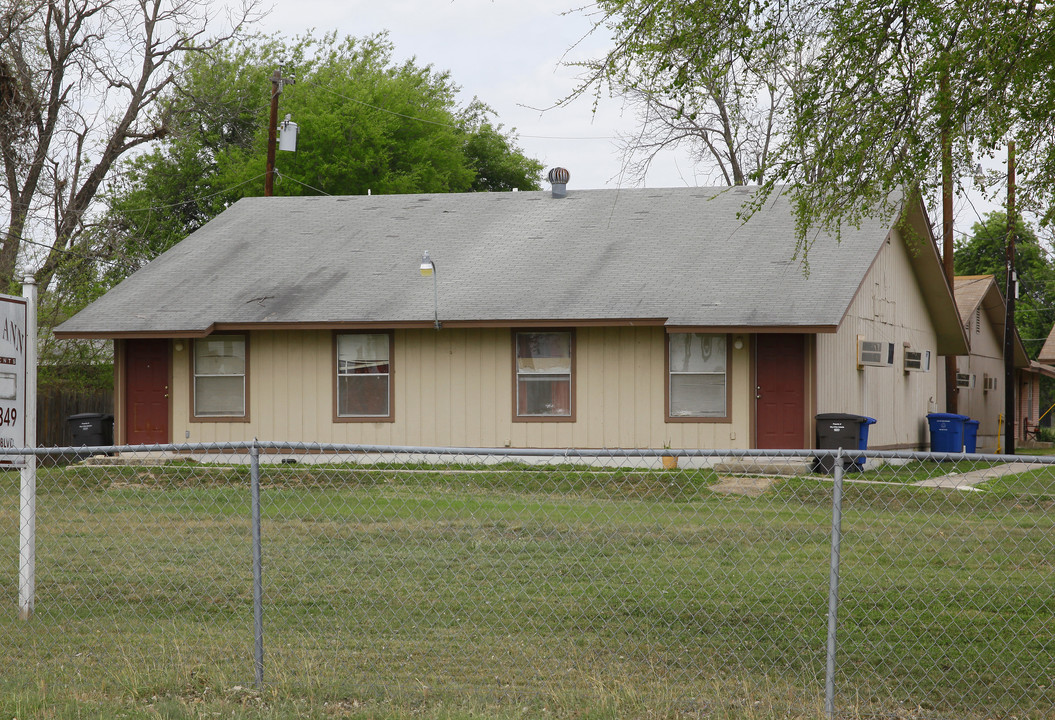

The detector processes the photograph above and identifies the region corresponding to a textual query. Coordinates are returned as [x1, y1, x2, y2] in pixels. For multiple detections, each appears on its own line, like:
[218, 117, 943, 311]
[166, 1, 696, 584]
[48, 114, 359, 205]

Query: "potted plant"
[662, 442, 678, 470]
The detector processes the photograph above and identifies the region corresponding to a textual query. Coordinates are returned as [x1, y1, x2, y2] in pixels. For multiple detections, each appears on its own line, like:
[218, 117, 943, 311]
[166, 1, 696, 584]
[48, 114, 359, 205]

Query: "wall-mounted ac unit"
[858, 339, 895, 368]
[983, 374, 997, 391]
[904, 349, 931, 372]
[956, 373, 976, 389]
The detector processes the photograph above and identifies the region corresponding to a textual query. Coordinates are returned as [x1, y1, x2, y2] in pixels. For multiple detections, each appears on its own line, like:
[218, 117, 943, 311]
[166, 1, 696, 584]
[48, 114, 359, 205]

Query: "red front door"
[124, 339, 170, 445]
[755, 334, 806, 449]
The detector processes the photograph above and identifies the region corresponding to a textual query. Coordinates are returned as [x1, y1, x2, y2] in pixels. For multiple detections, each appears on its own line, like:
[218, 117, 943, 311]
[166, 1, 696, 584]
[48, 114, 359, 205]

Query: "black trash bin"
[812, 413, 869, 474]
[67, 413, 114, 447]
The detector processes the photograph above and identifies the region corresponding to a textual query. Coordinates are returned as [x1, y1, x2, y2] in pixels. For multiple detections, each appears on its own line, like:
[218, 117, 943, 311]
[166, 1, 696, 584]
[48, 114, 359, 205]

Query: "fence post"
[250, 440, 264, 687]
[19, 278, 37, 621]
[824, 447, 845, 717]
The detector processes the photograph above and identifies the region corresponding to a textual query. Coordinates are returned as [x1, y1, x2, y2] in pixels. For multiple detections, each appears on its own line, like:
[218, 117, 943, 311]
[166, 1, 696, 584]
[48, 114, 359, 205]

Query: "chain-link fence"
[3, 443, 1053, 719]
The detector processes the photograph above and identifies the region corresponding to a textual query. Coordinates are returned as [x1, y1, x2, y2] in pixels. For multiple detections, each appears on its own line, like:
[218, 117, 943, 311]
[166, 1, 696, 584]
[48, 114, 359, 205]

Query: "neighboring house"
[55, 185, 968, 451]
[1026, 325, 1055, 437]
[1019, 362, 1055, 442]
[1038, 325, 1055, 366]
[952, 275, 1030, 450]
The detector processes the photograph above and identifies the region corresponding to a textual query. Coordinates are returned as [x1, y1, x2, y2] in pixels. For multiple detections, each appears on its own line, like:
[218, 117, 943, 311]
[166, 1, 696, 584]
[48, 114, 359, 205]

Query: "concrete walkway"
[913, 462, 1035, 491]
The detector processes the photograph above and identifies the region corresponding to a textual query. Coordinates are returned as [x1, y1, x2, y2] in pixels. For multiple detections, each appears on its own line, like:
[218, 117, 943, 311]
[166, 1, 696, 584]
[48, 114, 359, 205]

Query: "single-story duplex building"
[1020, 361, 1055, 443]
[952, 275, 1030, 451]
[56, 184, 969, 451]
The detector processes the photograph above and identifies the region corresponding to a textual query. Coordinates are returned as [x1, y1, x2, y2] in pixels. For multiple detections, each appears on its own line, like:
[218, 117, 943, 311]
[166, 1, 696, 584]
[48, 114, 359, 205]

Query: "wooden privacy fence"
[36, 386, 113, 447]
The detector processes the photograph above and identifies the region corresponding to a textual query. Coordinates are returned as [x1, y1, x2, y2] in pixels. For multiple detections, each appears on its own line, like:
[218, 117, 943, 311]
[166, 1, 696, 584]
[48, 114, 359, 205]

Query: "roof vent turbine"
[547, 167, 570, 198]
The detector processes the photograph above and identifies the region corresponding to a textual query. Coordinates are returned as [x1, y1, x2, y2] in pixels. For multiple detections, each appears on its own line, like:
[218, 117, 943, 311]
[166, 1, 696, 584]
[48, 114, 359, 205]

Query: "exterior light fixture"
[420, 251, 440, 330]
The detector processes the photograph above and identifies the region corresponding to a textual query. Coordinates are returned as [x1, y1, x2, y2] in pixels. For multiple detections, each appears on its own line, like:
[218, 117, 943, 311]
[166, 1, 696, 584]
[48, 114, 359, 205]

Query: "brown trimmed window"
[669, 333, 727, 418]
[193, 335, 247, 417]
[336, 333, 392, 418]
[515, 331, 573, 418]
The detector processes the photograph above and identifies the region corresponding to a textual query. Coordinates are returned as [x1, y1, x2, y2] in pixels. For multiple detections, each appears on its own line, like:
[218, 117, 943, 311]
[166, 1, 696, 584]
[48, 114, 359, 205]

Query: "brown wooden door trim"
[124, 339, 171, 445]
[755, 334, 807, 449]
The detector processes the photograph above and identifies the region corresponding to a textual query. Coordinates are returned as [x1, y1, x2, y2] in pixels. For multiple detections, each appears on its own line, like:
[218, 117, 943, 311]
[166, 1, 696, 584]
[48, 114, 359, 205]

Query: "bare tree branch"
[0, 0, 262, 291]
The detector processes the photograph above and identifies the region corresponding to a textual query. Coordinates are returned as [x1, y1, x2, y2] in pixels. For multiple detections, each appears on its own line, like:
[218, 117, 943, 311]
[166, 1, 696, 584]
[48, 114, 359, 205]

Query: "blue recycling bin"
[963, 419, 980, 453]
[854, 416, 877, 469]
[927, 413, 969, 453]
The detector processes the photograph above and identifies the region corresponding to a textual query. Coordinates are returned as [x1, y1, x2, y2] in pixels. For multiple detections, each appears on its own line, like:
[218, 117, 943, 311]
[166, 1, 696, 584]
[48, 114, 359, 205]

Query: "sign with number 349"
[0, 294, 27, 465]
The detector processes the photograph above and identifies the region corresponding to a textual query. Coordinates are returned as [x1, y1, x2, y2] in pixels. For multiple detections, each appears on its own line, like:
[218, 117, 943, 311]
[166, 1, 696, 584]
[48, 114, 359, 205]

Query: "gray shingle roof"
[57, 187, 899, 336]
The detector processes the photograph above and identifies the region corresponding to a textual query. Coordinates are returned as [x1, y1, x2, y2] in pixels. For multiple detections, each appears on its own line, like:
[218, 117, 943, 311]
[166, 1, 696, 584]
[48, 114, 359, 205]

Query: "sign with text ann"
[0, 294, 27, 465]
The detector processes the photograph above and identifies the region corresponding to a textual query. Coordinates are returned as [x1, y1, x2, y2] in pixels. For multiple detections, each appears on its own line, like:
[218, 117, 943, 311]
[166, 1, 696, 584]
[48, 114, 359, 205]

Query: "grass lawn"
[1, 460, 1052, 719]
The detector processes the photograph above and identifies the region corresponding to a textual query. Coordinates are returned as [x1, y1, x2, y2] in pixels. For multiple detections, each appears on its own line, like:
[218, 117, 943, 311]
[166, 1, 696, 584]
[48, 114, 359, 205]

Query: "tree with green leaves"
[954, 211, 1055, 359]
[577, 1, 1055, 257]
[97, 31, 543, 277]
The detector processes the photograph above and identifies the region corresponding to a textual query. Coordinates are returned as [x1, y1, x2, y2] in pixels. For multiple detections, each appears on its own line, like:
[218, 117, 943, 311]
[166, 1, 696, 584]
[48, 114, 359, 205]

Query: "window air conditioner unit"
[983, 374, 997, 391]
[858, 339, 895, 368]
[904, 349, 931, 372]
[956, 373, 976, 389]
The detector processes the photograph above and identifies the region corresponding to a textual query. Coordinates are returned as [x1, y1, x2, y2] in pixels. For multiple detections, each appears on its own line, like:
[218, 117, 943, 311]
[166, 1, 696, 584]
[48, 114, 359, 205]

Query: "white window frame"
[192, 334, 247, 419]
[514, 330, 574, 420]
[335, 332, 393, 421]
[668, 332, 728, 420]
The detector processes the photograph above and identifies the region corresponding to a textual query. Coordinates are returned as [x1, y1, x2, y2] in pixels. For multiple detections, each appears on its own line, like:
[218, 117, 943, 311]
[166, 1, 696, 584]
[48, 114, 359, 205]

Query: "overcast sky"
[255, 0, 732, 190]
[254, 0, 1004, 235]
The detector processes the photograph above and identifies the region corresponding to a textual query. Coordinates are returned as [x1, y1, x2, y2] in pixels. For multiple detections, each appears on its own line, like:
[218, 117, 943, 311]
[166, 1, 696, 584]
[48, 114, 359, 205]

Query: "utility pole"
[265, 69, 294, 197]
[1003, 141, 1017, 454]
[940, 73, 958, 414]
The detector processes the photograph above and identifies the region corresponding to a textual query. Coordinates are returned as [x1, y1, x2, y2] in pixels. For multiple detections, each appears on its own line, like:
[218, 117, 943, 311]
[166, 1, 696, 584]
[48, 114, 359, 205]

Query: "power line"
[301, 78, 617, 141]
[275, 171, 331, 196]
[14, 235, 123, 270]
[39, 76, 606, 224]
[118, 173, 266, 214]
[5, 172, 269, 274]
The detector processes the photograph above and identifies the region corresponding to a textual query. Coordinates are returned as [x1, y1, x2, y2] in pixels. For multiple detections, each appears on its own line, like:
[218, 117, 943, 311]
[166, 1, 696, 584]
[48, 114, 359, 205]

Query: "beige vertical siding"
[169, 326, 754, 449]
[816, 229, 942, 449]
[955, 308, 1004, 451]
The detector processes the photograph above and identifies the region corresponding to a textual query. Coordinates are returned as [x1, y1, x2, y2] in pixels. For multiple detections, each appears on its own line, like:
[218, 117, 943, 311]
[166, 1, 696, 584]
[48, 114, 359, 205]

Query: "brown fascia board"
[52, 318, 670, 338]
[666, 325, 838, 334]
[1027, 361, 1055, 380]
[213, 318, 672, 331]
[53, 327, 215, 340]
[220, 320, 838, 333]
[53, 318, 842, 338]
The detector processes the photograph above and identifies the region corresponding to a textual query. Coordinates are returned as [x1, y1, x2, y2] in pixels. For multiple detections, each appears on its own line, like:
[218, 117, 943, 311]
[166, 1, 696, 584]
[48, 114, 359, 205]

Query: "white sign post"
[0, 292, 28, 460]
[5, 281, 35, 619]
